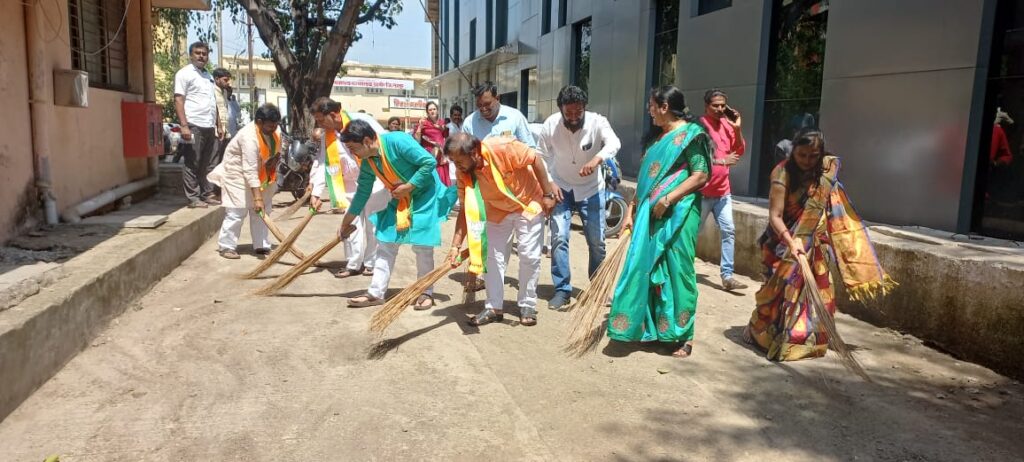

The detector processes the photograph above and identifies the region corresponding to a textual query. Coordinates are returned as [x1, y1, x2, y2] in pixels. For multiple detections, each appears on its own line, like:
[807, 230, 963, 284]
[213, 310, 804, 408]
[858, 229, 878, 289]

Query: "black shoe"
[548, 291, 571, 311]
[254, 248, 270, 256]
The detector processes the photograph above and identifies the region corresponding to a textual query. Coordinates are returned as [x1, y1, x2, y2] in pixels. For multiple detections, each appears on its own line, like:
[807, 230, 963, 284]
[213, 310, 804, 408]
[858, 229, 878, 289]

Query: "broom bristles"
[564, 230, 632, 357]
[369, 249, 470, 334]
[796, 253, 872, 382]
[257, 212, 307, 260]
[243, 211, 315, 279]
[254, 235, 342, 296]
[279, 189, 312, 221]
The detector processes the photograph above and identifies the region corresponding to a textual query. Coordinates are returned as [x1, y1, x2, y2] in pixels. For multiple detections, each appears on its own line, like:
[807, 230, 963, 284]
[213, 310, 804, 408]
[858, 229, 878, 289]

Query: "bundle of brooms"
[795, 252, 872, 382]
[253, 234, 344, 296]
[244, 209, 317, 280]
[564, 230, 632, 357]
[368, 249, 470, 334]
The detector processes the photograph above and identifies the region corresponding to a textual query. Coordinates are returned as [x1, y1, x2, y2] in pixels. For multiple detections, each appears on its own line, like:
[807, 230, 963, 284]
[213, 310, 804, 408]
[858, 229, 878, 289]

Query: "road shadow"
[696, 273, 747, 297]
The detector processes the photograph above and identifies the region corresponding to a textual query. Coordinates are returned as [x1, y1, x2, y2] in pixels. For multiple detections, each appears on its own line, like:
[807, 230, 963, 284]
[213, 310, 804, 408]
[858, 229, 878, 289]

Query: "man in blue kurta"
[338, 119, 456, 309]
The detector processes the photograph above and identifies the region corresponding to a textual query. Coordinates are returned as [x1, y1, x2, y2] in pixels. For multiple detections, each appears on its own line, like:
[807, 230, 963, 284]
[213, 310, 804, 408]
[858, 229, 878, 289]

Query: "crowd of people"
[175, 40, 894, 363]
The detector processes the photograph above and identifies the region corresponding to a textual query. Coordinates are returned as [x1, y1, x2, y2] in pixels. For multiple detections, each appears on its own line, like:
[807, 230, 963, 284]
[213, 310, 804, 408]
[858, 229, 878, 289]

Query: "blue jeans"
[550, 188, 606, 295]
[701, 194, 736, 279]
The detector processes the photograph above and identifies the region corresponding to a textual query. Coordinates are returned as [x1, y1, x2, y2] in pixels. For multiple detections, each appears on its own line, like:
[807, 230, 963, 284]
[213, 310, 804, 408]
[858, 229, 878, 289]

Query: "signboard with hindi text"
[389, 96, 440, 110]
[333, 76, 414, 90]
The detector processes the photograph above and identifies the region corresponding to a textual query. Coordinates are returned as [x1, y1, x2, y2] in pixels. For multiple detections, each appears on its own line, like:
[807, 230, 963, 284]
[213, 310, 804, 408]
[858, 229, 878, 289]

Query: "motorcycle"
[602, 158, 628, 238]
[276, 127, 317, 200]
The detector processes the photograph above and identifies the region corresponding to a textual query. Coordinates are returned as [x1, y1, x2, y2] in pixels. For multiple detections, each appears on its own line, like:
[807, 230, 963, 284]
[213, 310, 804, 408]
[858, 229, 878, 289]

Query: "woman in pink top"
[414, 101, 452, 186]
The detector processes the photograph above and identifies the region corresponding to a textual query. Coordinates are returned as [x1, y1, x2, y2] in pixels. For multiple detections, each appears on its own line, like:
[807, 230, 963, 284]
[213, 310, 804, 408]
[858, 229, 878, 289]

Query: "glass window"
[454, 0, 461, 64]
[486, 0, 494, 52]
[697, 0, 732, 16]
[496, 0, 508, 47]
[68, 0, 129, 90]
[572, 18, 592, 94]
[542, 0, 552, 34]
[470, 18, 477, 59]
[558, 0, 568, 28]
[652, 0, 680, 88]
[975, 0, 1024, 239]
[757, 0, 829, 196]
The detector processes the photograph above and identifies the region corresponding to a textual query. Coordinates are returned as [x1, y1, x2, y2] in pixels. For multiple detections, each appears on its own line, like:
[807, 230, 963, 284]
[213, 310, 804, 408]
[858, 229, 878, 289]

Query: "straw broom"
[279, 189, 311, 221]
[243, 209, 316, 279]
[256, 211, 307, 261]
[795, 253, 872, 382]
[368, 249, 470, 334]
[564, 230, 632, 357]
[253, 234, 344, 296]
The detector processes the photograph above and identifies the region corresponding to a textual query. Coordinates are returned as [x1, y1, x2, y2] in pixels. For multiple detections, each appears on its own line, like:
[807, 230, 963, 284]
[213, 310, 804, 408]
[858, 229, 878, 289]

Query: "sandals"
[347, 293, 383, 308]
[334, 267, 362, 279]
[672, 342, 694, 359]
[362, 267, 374, 276]
[410, 293, 435, 311]
[468, 308, 504, 326]
[520, 308, 537, 327]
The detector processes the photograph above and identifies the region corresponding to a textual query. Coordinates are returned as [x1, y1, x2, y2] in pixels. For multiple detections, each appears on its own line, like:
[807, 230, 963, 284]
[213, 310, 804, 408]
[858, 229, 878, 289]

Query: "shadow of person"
[696, 273, 747, 296]
[723, 325, 764, 356]
[601, 338, 680, 358]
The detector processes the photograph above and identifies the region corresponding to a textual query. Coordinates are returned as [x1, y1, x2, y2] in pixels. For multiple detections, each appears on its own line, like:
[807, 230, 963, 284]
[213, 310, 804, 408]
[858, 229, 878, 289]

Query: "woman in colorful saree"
[744, 129, 896, 361]
[606, 86, 711, 359]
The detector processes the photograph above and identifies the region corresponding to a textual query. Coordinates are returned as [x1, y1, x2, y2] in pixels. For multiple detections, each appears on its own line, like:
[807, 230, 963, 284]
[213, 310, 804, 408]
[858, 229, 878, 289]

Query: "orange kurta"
[456, 136, 544, 223]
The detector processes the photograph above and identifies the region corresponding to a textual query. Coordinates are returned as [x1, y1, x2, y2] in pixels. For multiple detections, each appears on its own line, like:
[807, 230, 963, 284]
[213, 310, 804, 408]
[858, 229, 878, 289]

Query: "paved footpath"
[2, 196, 1023, 461]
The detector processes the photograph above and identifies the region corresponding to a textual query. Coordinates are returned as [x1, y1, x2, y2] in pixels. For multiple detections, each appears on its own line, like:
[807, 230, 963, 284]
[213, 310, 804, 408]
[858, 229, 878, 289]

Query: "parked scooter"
[602, 158, 628, 238]
[276, 126, 316, 200]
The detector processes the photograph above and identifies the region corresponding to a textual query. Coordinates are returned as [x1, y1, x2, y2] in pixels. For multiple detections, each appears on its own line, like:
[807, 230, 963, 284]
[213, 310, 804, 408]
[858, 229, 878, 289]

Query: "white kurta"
[208, 122, 279, 209]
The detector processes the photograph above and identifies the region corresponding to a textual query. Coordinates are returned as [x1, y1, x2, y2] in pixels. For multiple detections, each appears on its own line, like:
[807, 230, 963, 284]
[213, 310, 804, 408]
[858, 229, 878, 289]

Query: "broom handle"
[258, 211, 307, 260]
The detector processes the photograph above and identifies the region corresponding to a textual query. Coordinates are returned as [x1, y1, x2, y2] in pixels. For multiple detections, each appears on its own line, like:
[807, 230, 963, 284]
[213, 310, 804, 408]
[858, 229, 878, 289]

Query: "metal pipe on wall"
[24, 0, 59, 225]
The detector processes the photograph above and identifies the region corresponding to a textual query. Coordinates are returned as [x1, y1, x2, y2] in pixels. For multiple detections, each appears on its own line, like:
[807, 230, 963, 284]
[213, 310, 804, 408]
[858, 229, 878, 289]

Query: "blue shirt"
[463, 104, 537, 148]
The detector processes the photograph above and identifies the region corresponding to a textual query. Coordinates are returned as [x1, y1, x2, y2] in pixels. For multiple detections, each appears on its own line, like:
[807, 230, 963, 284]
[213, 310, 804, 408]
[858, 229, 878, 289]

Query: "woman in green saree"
[607, 86, 712, 358]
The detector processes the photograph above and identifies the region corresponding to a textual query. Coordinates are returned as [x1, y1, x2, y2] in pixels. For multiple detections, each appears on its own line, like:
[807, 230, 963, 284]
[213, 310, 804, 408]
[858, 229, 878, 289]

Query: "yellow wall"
[0, 0, 150, 242]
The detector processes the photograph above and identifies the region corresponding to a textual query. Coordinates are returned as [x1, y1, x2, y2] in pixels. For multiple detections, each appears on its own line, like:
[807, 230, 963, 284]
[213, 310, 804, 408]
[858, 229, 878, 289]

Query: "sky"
[189, 2, 433, 69]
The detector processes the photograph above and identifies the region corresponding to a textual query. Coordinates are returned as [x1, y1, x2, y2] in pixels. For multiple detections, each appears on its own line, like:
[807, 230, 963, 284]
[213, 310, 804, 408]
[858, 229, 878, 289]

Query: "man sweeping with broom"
[337, 119, 457, 309]
[443, 133, 557, 327]
[308, 97, 389, 278]
[207, 104, 283, 259]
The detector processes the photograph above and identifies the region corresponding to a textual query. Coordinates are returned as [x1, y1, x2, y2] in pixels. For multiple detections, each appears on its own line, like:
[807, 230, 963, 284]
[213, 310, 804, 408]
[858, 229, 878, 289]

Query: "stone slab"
[80, 214, 169, 229]
[0, 263, 65, 311]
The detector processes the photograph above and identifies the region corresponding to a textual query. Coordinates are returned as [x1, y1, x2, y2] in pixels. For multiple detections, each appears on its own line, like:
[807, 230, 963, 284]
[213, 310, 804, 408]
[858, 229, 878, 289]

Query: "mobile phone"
[724, 106, 738, 121]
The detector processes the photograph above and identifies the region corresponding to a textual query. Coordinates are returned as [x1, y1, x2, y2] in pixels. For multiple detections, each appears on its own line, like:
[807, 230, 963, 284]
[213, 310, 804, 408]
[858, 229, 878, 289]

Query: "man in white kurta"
[308, 98, 389, 277]
[207, 104, 283, 259]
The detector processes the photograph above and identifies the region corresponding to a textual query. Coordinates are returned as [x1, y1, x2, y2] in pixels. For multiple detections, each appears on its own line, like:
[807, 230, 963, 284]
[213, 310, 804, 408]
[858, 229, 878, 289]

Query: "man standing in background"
[174, 42, 221, 208]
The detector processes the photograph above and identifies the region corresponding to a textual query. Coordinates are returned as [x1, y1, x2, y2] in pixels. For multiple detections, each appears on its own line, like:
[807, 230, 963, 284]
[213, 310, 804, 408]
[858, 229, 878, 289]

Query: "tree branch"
[356, 0, 388, 24]
[315, 0, 366, 84]
[235, 0, 297, 83]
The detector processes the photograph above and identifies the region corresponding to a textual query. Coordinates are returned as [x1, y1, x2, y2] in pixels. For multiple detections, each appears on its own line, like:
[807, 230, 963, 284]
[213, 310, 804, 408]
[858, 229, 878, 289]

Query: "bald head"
[444, 132, 482, 174]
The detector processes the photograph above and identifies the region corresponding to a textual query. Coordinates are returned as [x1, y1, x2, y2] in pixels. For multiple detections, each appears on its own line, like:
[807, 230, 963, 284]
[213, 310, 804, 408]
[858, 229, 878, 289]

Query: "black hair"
[642, 86, 695, 146]
[387, 116, 402, 127]
[312, 97, 341, 115]
[784, 128, 827, 194]
[443, 132, 480, 158]
[703, 88, 727, 104]
[254, 104, 282, 123]
[339, 119, 377, 143]
[450, 104, 464, 116]
[212, 68, 231, 79]
[472, 81, 499, 98]
[557, 85, 588, 107]
[425, 101, 439, 112]
[189, 42, 209, 54]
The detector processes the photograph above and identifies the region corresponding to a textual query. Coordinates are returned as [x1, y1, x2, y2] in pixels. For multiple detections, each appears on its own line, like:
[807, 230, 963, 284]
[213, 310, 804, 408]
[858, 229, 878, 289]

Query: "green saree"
[607, 123, 711, 343]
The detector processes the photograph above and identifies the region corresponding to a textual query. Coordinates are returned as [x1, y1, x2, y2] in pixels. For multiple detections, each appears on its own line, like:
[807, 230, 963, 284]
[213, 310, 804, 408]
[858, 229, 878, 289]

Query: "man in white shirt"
[536, 85, 621, 311]
[463, 81, 536, 148]
[446, 104, 464, 134]
[308, 98, 389, 278]
[174, 42, 221, 208]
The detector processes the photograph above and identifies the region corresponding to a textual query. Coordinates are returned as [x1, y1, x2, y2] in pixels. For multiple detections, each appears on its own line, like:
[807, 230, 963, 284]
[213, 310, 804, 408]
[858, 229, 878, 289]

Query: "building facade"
[429, 0, 1024, 240]
[220, 57, 438, 131]
[0, 0, 209, 243]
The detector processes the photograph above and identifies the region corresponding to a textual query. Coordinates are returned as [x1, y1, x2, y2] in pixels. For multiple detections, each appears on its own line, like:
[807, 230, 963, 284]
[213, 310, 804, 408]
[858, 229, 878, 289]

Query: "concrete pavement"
[1, 194, 1022, 461]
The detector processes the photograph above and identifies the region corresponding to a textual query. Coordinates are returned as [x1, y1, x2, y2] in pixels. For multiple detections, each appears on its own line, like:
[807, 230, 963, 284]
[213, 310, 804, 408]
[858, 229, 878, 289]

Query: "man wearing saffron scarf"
[207, 104, 282, 259]
[444, 133, 557, 327]
[309, 97, 389, 278]
[338, 119, 456, 309]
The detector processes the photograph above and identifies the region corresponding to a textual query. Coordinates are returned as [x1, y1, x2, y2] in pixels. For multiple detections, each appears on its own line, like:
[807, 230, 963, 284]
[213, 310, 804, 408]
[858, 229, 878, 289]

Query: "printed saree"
[607, 123, 711, 343]
[748, 156, 896, 361]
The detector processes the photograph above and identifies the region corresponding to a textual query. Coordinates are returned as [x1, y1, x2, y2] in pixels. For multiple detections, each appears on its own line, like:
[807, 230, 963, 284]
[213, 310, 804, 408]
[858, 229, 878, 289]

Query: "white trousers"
[344, 212, 378, 271]
[484, 213, 543, 313]
[217, 188, 274, 251]
[368, 242, 435, 299]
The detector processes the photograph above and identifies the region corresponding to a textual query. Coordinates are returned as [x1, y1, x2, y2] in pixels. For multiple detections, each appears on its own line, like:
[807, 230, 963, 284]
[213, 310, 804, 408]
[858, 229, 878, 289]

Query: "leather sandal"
[411, 293, 434, 311]
[334, 267, 362, 279]
[347, 293, 383, 308]
[468, 308, 503, 326]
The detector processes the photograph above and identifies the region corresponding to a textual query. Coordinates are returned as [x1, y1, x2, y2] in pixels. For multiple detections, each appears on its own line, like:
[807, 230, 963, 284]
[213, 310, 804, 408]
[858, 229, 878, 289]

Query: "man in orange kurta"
[445, 133, 556, 327]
